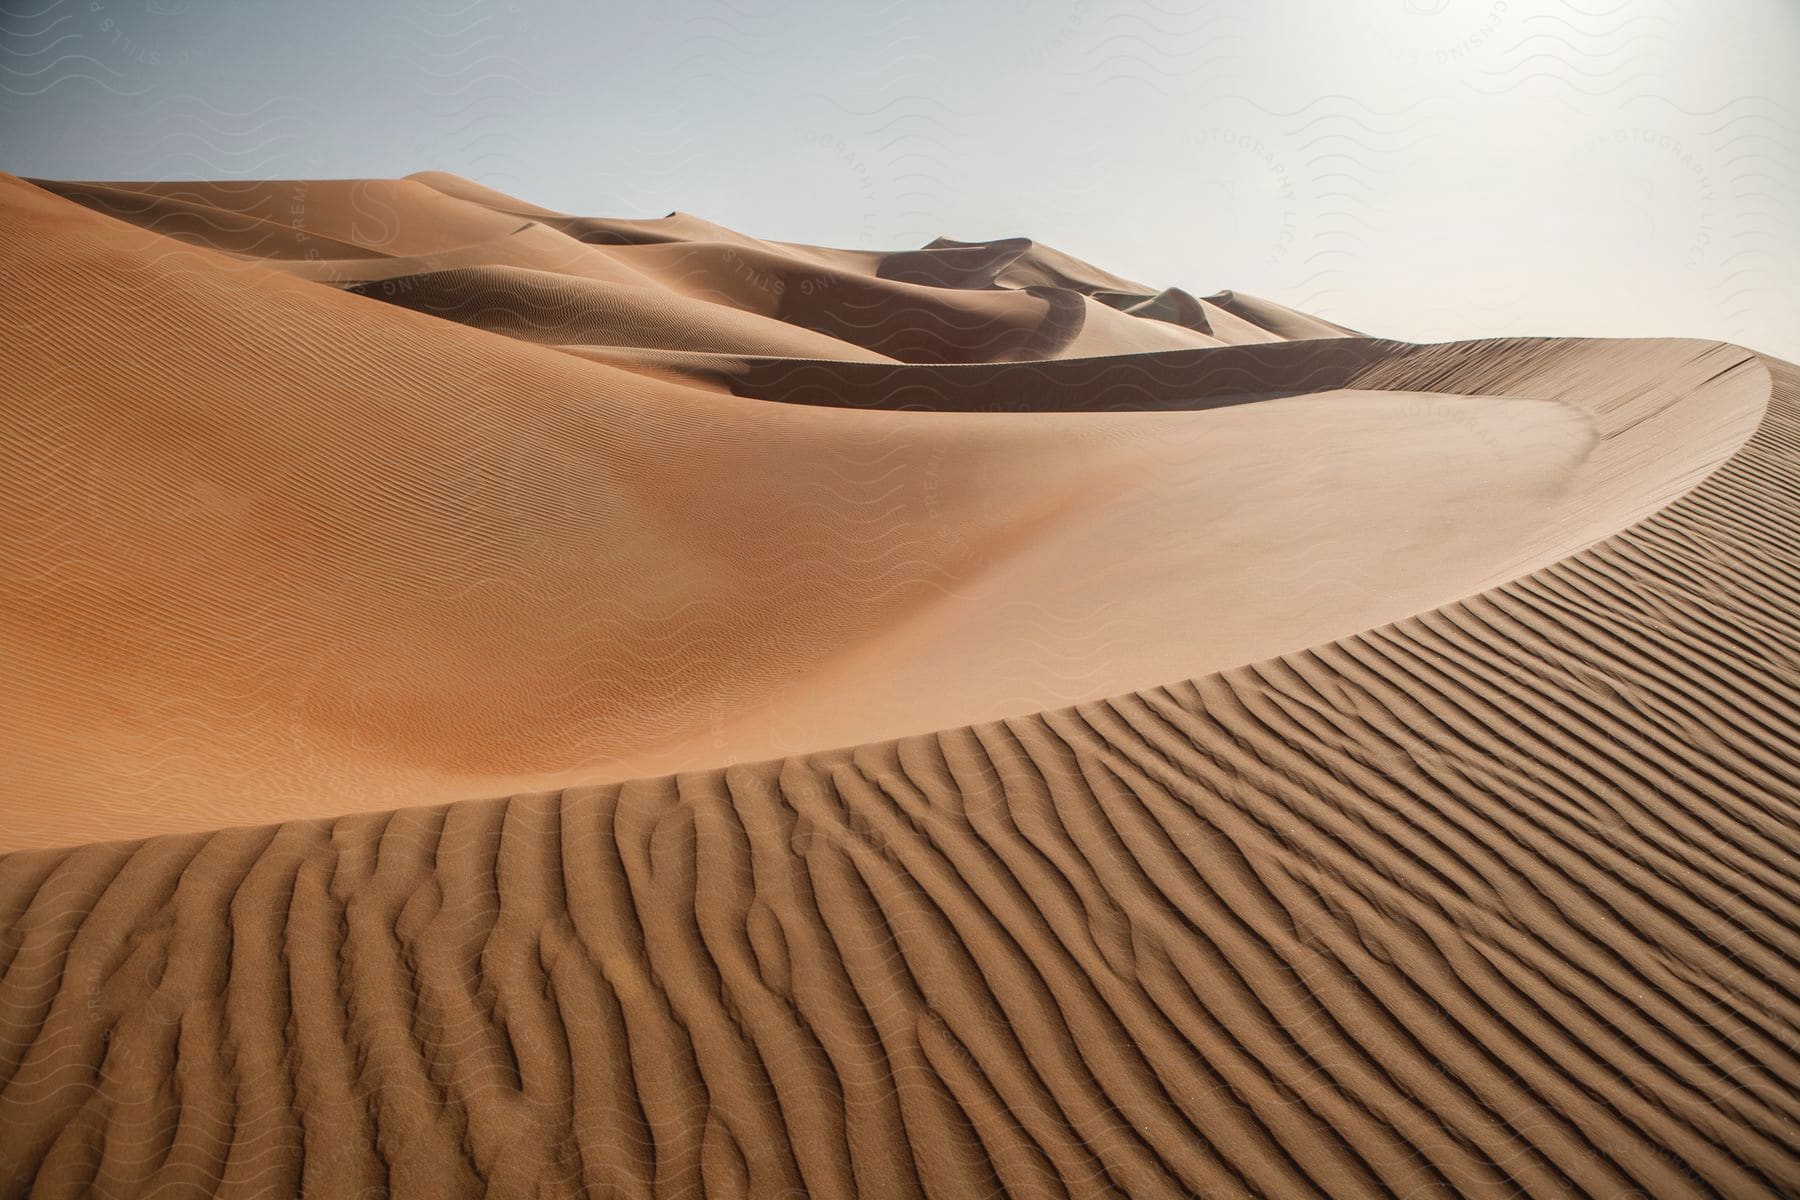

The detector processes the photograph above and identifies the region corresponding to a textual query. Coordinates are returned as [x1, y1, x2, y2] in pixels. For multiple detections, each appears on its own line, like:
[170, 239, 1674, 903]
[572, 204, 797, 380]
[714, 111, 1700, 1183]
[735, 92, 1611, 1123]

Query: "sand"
[0, 174, 1795, 1198]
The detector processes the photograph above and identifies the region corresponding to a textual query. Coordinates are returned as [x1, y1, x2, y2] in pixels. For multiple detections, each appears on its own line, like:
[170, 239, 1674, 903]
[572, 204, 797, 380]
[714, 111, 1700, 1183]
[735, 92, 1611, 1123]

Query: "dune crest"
[0, 174, 1770, 845]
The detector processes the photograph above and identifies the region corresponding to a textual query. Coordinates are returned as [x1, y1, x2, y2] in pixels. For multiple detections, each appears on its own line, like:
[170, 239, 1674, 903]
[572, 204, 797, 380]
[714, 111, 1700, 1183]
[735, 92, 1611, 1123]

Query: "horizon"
[3, 0, 1797, 360]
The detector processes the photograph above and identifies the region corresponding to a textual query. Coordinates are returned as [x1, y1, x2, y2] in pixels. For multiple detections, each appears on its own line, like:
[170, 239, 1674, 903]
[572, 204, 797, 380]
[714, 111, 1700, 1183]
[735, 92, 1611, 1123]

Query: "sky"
[4, 0, 1798, 359]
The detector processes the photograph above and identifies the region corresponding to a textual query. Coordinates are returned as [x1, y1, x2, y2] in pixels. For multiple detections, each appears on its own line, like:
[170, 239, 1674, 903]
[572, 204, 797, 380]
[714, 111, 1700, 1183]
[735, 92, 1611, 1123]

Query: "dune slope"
[0, 175, 1795, 1199]
[0, 175, 1770, 845]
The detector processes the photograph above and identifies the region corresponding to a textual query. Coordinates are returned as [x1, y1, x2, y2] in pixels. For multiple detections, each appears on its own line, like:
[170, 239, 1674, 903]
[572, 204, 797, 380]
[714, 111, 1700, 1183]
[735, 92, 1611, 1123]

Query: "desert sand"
[0, 174, 1795, 1198]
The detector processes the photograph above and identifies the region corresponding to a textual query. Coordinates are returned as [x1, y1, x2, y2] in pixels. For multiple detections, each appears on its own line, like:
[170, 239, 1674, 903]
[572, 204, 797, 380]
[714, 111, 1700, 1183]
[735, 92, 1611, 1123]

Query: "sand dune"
[0, 175, 1768, 845]
[0, 174, 1796, 1198]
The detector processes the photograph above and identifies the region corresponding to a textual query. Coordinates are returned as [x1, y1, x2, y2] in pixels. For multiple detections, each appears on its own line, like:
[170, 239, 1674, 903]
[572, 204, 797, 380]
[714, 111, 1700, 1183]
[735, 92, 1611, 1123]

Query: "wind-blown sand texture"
[0, 174, 1796, 1198]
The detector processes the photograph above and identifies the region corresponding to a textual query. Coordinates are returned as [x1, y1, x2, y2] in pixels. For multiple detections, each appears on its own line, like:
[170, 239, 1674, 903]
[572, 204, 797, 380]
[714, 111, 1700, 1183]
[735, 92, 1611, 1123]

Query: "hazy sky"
[5, 0, 1797, 358]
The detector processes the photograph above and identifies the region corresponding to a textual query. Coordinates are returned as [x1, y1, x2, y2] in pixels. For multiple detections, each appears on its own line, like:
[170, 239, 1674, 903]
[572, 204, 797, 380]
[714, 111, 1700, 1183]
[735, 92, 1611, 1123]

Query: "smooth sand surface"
[1, 174, 1796, 1198]
[0, 174, 1768, 846]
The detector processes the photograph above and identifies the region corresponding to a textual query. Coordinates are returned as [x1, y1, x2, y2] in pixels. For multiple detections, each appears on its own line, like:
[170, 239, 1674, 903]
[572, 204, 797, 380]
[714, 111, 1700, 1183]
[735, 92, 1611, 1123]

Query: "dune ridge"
[0, 175, 1771, 846]
[0, 174, 1796, 1198]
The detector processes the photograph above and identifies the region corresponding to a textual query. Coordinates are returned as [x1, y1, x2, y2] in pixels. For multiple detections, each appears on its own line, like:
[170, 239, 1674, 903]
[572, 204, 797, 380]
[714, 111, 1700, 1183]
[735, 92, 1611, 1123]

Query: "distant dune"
[0, 174, 1795, 1198]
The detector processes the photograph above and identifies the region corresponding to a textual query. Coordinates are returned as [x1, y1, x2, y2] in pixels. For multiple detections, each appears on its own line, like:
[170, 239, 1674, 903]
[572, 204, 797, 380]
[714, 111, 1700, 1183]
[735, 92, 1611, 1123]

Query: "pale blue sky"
[5, 0, 1797, 358]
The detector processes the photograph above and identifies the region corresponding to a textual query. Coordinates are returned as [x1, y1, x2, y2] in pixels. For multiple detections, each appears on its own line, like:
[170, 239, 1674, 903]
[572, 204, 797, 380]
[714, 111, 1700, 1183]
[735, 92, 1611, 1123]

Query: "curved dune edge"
[2, 366, 1798, 1196]
[0, 174, 1774, 849]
